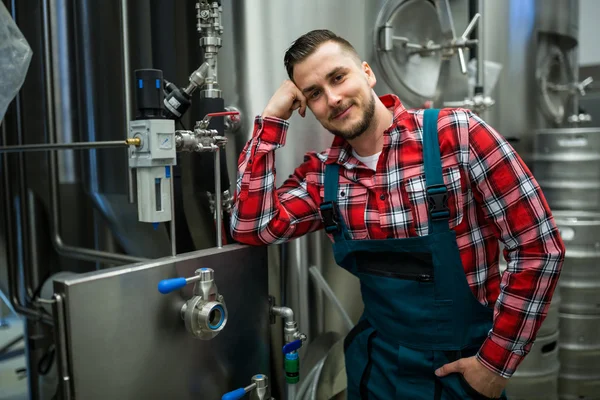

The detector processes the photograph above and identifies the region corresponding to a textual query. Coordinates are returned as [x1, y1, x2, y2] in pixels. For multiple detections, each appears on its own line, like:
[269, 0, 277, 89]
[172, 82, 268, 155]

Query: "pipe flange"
[183, 295, 227, 340]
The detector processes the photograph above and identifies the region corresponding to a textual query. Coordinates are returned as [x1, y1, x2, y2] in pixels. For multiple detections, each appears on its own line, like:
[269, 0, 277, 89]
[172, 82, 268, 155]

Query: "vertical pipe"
[296, 237, 309, 356]
[311, 232, 325, 336]
[120, 0, 136, 204]
[170, 165, 176, 256]
[477, 0, 485, 93]
[215, 148, 223, 248]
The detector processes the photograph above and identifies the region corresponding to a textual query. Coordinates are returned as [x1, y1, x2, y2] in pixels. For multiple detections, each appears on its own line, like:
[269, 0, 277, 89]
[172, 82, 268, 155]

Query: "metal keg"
[506, 331, 560, 400]
[533, 128, 600, 211]
[553, 212, 600, 315]
[558, 313, 600, 399]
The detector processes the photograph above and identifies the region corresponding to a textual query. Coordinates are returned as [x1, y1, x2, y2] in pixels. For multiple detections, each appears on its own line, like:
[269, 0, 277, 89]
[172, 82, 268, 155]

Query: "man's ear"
[362, 61, 376, 88]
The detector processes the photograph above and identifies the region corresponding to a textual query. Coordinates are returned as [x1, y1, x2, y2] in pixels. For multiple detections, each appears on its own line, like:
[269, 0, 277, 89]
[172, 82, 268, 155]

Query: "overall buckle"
[319, 201, 340, 233]
[426, 185, 450, 221]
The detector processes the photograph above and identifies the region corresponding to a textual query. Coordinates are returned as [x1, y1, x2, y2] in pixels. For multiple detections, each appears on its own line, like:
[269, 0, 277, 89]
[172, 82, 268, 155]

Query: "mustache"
[329, 102, 354, 120]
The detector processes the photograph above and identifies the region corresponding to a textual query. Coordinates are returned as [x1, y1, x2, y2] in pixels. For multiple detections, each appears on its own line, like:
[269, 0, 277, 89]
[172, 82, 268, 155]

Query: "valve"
[443, 94, 495, 115]
[222, 374, 272, 400]
[175, 111, 239, 153]
[270, 297, 307, 384]
[158, 268, 227, 340]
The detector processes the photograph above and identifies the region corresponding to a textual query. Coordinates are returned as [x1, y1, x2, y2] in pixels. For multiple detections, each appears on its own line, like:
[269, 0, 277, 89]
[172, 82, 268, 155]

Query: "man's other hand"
[435, 355, 508, 398]
[262, 80, 307, 120]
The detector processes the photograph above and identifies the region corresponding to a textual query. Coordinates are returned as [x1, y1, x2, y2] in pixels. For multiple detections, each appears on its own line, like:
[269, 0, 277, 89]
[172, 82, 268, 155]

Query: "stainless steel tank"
[481, 0, 580, 159]
[553, 212, 600, 399]
[533, 128, 600, 211]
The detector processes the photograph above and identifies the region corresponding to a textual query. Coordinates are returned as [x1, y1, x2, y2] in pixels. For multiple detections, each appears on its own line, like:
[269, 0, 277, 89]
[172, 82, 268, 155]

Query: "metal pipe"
[476, 2, 484, 92]
[2, 121, 53, 324]
[170, 165, 176, 256]
[120, 0, 135, 204]
[42, 0, 146, 266]
[309, 266, 353, 333]
[0, 139, 138, 153]
[297, 237, 310, 343]
[311, 232, 325, 335]
[215, 148, 222, 248]
[271, 306, 294, 323]
[52, 293, 72, 400]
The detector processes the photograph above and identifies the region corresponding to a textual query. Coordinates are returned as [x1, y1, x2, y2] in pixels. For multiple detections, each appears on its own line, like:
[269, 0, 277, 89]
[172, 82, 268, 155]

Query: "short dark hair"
[284, 29, 360, 80]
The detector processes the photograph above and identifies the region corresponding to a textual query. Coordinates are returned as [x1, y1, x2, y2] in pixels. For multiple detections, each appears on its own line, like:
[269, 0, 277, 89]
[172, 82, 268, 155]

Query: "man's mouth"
[333, 105, 353, 120]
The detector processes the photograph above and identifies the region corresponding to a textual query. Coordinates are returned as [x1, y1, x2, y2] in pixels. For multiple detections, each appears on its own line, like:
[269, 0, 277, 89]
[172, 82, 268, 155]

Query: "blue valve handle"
[222, 387, 247, 400]
[157, 277, 187, 294]
[282, 339, 303, 354]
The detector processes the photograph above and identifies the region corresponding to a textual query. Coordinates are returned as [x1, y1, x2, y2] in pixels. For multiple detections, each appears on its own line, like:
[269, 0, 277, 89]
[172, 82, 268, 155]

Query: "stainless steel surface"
[552, 211, 600, 315]
[215, 148, 223, 248]
[0, 140, 132, 153]
[49, 0, 77, 185]
[533, 128, 600, 211]
[536, 0, 579, 41]
[558, 313, 600, 399]
[476, 0, 484, 92]
[52, 293, 71, 400]
[539, 294, 561, 338]
[373, 0, 451, 107]
[481, 0, 538, 155]
[506, 331, 560, 400]
[119, 0, 135, 204]
[52, 244, 269, 400]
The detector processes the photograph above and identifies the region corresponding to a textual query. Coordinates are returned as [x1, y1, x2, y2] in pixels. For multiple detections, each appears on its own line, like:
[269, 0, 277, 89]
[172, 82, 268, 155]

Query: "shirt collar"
[320, 94, 408, 169]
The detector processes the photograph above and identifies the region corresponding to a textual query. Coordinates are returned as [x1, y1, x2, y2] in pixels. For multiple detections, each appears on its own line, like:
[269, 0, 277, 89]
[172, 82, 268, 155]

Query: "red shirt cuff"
[477, 337, 525, 378]
[254, 116, 289, 145]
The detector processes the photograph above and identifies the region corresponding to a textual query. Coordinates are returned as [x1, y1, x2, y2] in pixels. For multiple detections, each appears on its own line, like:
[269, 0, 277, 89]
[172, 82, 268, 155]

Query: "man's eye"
[334, 74, 344, 82]
[311, 90, 321, 99]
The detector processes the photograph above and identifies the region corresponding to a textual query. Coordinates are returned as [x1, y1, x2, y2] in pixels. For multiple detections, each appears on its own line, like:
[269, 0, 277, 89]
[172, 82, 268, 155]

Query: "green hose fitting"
[285, 352, 300, 384]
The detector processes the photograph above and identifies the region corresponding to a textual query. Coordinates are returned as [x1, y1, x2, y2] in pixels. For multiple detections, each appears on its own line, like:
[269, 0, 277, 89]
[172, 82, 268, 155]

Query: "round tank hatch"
[538, 43, 574, 125]
[373, 0, 451, 107]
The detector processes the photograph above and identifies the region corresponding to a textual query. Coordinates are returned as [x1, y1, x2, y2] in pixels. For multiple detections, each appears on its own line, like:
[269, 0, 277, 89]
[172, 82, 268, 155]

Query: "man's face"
[293, 42, 376, 140]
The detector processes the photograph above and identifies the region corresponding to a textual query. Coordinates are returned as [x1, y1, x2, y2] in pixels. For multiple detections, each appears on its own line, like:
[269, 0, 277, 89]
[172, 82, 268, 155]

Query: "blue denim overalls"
[319, 109, 506, 399]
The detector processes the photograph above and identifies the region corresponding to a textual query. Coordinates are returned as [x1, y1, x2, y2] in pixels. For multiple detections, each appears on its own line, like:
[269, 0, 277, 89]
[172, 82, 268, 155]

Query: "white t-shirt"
[352, 149, 381, 171]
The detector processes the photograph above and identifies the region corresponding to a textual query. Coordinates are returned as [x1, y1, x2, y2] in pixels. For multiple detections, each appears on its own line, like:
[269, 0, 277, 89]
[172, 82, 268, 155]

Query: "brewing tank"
[481, 0, 580, 158]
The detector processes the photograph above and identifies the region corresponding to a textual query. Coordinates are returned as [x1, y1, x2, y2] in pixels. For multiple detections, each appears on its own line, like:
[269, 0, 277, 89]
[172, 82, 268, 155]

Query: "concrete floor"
[0, 316, 28, 400]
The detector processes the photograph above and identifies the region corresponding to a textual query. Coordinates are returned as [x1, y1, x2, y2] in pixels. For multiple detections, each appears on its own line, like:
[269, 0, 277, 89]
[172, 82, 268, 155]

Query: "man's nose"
[326, 87, 342, 107]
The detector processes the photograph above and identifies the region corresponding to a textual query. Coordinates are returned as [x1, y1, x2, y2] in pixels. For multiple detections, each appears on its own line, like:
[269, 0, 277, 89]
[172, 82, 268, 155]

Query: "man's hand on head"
[262, 80, 307, 120]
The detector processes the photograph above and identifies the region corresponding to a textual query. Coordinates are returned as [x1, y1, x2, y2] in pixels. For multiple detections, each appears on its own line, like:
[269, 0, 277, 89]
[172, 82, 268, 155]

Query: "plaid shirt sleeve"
[467, 111, 566, 378]
[230, 116, 323, 245]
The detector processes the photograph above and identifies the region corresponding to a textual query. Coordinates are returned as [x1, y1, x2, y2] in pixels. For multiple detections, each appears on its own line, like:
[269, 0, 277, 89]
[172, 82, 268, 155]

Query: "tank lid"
[373, 0, 451, 108]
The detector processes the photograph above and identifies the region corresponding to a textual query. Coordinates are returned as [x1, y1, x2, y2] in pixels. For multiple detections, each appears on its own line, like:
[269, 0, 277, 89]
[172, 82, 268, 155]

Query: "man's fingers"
[293, 87, 307, 118]
[435, 360, 463, 377]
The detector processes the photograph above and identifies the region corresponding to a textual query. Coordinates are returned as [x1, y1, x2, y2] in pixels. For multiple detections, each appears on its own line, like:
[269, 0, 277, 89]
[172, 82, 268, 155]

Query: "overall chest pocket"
[404, 165, 465, 236]
[319, 183, 369, 240]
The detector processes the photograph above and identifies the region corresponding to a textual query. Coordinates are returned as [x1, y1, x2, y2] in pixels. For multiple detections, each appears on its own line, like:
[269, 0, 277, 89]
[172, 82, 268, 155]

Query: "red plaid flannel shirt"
[231, 94, 565, 378]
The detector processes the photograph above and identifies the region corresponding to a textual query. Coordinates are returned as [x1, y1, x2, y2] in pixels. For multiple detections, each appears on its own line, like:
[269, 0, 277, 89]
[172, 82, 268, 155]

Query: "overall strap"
[422, 109, 451, 234]
[319, 163, 346, 241]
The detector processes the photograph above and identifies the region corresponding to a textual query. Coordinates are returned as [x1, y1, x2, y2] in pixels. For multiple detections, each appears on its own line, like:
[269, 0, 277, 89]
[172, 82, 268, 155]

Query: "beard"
[325, 93, 376, 140]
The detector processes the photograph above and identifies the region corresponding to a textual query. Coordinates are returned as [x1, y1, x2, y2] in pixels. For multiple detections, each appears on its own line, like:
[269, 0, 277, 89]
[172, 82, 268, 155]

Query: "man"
[231, 29, 565, 399]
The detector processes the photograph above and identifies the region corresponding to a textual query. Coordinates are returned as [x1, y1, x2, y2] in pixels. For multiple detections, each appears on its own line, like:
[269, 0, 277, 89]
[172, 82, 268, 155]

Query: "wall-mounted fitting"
[222, 374, 272, 400]
[175, 111, 239, 153]
[158, 268, 227, 340]
[270, 296, 307, 384]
